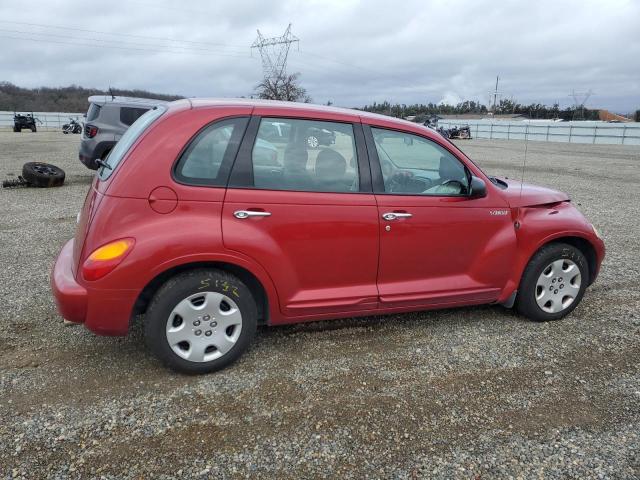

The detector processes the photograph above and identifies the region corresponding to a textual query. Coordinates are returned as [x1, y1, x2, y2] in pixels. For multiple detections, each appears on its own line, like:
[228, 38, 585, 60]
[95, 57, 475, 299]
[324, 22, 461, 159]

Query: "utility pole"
[490, 75, 502, 114]
[251, 24, 299, 81]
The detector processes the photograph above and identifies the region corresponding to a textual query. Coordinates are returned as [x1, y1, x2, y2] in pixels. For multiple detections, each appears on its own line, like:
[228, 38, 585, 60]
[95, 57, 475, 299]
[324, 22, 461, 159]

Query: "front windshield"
[98, 106, 167, 180]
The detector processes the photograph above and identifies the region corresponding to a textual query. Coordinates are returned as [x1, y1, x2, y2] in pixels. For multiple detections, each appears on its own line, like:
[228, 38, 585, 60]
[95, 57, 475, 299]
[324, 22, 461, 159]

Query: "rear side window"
[174, 117, 249, 186]
[120, 107, 150, 126]
[251, 118, 358, 193]
[98, 106, 167, 180]
[86, 103, 101, 122]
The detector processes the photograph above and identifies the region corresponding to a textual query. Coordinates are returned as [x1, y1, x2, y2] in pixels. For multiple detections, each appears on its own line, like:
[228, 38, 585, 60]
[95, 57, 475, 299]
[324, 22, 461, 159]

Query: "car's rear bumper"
[79, 140, 116, 170]
[51, 239, 136, 336]
[51, 239, 87, 323]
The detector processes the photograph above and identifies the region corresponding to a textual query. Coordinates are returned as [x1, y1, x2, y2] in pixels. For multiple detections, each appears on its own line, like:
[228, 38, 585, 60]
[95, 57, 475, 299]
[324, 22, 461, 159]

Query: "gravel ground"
[0, 131, 639, 479]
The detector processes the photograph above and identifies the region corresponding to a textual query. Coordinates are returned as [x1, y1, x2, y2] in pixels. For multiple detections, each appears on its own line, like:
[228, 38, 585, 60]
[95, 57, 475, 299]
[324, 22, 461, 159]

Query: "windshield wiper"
[95, 159, 112, 170]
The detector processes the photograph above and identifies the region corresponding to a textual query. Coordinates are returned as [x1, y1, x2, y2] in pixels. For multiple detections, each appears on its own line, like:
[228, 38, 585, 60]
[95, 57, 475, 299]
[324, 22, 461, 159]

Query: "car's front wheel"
[516, 242, 588, 321]
[144, 269, 257, 373]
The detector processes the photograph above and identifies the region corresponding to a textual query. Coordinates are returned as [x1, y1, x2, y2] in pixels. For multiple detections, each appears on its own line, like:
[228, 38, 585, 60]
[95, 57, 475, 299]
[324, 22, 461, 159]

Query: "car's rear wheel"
[516, 243, 588, 321]
[144, 269, 257, 374]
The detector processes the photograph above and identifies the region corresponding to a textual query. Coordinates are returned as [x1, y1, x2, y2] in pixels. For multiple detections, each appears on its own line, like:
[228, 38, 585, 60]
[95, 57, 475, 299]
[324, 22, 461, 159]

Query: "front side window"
[174, 117, 248, 186]
[371, 128, 469, 195]
[252, 118, 359, 193]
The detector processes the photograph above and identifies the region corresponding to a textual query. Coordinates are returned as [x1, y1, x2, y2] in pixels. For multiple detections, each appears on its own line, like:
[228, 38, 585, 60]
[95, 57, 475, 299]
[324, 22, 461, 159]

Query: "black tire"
[516, 242, 589, 322]
[21, 162, 65, 187]
[31, 126, 37, 132]
[144, 269, 257, 374]
[13, 126, 19, 132]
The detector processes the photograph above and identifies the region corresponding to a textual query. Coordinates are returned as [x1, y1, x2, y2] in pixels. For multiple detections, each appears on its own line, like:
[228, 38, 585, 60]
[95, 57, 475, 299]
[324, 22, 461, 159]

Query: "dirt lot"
[1, 131, 639, 479]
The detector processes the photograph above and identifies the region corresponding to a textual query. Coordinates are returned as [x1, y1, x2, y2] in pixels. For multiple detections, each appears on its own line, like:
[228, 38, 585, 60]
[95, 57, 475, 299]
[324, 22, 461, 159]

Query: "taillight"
[82, 238, 135, 281]
[85, 124, 98, 138]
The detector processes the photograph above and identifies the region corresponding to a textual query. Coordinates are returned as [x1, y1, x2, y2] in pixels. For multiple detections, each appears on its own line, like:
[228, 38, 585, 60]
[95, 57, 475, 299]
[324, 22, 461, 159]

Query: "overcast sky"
[1, 0, 639, 111]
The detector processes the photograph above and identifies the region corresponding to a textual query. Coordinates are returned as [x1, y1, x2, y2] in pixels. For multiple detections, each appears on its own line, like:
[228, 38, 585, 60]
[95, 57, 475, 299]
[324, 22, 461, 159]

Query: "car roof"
[88, 95, 169, 108]
[182, 98, 421, 129]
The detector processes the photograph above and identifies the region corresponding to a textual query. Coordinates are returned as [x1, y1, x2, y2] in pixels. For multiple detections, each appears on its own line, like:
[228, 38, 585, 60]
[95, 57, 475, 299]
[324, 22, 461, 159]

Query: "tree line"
[360, 99, 604, 121]
[0, 82, 182, 112]
[3, 80, 638, 122]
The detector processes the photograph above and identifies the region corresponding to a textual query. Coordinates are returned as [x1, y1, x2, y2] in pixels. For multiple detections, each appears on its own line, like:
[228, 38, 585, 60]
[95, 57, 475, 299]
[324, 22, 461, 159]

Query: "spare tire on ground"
[21, 162, 65, 188]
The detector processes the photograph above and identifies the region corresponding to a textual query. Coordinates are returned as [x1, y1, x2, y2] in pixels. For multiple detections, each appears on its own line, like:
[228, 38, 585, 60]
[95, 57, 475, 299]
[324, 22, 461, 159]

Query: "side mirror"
[468, 176, 487, 198]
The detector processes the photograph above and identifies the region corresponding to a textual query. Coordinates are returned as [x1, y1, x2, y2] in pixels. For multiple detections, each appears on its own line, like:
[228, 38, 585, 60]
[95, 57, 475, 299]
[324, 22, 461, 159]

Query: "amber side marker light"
[82, 238, 135, 281]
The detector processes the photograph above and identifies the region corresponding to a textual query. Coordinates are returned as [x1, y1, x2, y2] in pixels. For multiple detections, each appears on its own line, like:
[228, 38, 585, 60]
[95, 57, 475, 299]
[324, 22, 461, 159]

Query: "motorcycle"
[62, 118, 83, 134]
[435, 124, 472, 140]
[449, 125, 472, 139]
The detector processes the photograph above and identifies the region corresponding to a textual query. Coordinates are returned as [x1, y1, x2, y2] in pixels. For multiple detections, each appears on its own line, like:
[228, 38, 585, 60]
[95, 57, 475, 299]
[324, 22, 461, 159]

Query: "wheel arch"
[526, 235, 598, 286]
[133, 261, 270, 325]
[547, 236, 597, 285]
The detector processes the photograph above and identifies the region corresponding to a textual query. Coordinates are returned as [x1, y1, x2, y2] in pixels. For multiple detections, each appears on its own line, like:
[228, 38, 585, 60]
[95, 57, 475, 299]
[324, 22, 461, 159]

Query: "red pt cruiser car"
[51, 99, 605, 373]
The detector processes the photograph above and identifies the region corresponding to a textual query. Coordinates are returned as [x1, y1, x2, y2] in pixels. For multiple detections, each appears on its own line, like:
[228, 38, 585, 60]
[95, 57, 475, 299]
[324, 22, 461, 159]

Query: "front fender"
[499, 202, 604, 301]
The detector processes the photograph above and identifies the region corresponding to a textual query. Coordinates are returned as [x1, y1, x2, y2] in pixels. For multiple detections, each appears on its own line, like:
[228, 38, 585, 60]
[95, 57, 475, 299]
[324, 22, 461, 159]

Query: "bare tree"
[254, 73, 311, 103]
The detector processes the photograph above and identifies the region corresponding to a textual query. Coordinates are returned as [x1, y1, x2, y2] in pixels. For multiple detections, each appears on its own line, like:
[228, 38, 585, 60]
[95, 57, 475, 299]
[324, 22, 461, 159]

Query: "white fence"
[3, 110, 640, 145]
[0, 111, 85, 131]
[438, 120, 640, 146]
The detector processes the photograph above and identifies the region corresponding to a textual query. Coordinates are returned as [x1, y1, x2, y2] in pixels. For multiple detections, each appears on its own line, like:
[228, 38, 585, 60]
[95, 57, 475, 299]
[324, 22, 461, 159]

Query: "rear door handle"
[382, 212, 412, 221]
[234, 210, 272, 219]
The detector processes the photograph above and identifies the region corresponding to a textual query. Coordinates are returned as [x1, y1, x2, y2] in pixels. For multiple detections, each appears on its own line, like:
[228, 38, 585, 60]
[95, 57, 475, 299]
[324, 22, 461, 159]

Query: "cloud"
[1, 0, 639, 111]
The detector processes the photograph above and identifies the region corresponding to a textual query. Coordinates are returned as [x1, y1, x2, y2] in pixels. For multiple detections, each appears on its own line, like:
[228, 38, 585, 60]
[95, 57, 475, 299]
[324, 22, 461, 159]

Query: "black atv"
[13, 113, 40, 133]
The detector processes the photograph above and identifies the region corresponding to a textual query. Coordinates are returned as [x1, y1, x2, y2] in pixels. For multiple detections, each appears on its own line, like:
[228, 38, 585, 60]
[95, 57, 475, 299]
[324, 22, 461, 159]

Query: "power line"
[0, 20, 248, 50]
[0, 27, 249, 56]
[0, 33, 252, 58]
[296, 50, 382, 76]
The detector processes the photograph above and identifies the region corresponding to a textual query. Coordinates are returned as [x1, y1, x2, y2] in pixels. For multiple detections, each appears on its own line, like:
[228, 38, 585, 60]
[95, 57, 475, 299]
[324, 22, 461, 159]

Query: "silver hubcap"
[166, 292, 242, 362]
[535, 259, 581, 313]
[307, 136, 319, 148]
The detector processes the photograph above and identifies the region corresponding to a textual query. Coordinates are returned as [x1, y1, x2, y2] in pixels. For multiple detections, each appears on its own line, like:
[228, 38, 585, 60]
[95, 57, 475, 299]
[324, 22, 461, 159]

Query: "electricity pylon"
[569, 89, 594, 120]
[251, 23, 299, 80]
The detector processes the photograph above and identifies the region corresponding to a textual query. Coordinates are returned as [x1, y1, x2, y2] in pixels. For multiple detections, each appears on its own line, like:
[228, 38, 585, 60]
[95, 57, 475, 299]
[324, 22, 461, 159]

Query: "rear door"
[364, 125, 517, 308]
[222, 114, 380, 319]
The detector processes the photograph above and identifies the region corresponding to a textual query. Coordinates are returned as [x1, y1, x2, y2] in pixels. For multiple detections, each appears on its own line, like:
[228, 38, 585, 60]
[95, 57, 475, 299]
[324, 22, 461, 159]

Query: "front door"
[365, 125, 517, 308]
[222, 116, 379, 320]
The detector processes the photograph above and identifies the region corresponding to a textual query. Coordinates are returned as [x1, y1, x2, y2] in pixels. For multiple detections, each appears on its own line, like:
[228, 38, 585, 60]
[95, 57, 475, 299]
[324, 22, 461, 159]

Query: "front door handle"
[234, 210, 272, 219]
[382, 212, 412, 221]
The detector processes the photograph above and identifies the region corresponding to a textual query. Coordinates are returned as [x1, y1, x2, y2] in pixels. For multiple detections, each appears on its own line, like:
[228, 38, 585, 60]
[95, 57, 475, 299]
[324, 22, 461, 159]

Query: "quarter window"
[86, 103, 101, 122]
[120, 107, 150, 126]
[98, 106, 166, 180]
[174, 118, 248, 186]
[252, 118, 359, 193]
[371, 128, 469, 195]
